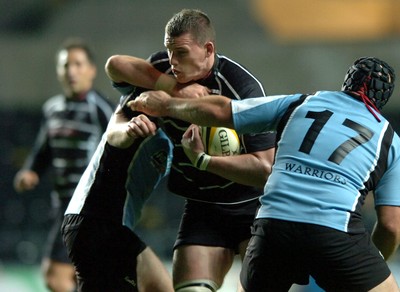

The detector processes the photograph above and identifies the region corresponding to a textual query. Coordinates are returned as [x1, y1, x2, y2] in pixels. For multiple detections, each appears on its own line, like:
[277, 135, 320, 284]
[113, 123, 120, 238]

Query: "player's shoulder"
[216, 54, 252, 73]
[216, 53, 262, 88]
[45, 93, 64, 103]
[42, 94, 65, 112]
[86, 89, 105, 99]
[88, 90, 115, 107]
[217, 54, 240, 68]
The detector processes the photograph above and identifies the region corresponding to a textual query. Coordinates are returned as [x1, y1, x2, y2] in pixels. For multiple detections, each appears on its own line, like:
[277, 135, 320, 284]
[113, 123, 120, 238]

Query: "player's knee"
[174, 280, 219, 292]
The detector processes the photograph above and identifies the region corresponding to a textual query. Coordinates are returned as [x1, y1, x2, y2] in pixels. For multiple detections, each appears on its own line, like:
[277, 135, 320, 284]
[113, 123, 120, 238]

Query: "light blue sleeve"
[375, 137, 400, 206]
[231, 94, 303, 134]
[122, 129, 173, 230]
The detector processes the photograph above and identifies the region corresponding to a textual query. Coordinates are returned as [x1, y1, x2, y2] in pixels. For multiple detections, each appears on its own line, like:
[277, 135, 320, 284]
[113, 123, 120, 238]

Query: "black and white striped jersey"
[21, 90, 114, 202]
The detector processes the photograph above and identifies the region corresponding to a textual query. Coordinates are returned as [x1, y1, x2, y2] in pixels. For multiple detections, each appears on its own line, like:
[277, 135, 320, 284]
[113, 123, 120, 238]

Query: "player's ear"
[205, 42, 214, 57]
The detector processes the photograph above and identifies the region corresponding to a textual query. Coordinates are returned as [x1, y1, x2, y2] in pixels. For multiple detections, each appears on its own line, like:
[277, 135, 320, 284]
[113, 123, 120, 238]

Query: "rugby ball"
[200, 126, 240, 156]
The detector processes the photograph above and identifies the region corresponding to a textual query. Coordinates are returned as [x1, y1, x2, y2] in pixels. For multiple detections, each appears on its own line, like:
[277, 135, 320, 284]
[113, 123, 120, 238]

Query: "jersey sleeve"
[219, 56, 266, 99]
[231, 94, 304, 134]
[242, 131, 276, 153]
[148, 51, 171, 73]
[22, 113, 52, 175]
[374, 139, 400, 206]
[112, 81, 136, 96]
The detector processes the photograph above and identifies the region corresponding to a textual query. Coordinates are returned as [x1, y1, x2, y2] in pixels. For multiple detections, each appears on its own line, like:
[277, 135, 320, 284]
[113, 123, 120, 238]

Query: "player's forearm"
[372, 206, 400, 260]
[105, 55, 177, 91]
[206, 153, 270, 188]
[105, 110, 134, 149]
[107, 126, 134, 149]
[105, 55, 156, 86]
[166, 95, 234, 128]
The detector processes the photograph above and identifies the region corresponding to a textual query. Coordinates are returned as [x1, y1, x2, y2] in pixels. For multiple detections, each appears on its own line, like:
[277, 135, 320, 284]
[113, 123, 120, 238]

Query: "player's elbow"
[106, 130, 117, 146]
[258, 148, 275, 186]
[381, 222, 400, 244]
[378, 206, 400, 242]
[105, 55, 123, 81]
[106, 129, 128, 149]
[249, 152, 274, 188]
[255, 164, 272, 188]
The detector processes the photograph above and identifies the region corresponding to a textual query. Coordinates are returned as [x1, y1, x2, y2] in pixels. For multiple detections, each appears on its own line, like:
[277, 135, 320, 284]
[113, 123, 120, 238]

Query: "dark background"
[1, 0, 400, 267]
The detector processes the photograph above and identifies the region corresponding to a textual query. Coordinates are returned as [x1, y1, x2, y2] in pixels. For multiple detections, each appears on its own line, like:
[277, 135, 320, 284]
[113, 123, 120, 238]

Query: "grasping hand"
[127, 91, 171, 117]
[126, 114, 157, 139]
[173, 82, 211, 98]
[181, 124, 205, 165]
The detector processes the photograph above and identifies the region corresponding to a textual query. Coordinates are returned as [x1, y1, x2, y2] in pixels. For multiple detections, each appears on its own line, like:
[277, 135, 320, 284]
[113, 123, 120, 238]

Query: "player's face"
[164, 32, 214, 84]
[56, 48, 96, 97]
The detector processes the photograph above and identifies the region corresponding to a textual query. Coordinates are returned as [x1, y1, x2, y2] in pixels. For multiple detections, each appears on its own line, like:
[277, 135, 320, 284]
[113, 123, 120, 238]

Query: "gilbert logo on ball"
[200, 126, 240, 156]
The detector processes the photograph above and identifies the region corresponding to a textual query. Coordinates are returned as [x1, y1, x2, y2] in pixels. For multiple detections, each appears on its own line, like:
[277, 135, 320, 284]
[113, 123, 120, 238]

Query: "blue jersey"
[231, 91, 400, 233]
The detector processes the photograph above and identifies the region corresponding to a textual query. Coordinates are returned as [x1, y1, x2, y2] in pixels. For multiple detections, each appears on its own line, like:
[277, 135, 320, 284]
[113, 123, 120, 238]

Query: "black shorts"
[174, 198, 259, 253]
[240, 219, 391, 291]
[62, 214, 146, 292]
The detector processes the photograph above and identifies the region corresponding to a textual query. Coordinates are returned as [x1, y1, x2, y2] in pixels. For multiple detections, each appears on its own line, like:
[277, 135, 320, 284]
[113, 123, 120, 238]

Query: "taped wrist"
[154, 73, 177, 93]
[194, 152, 211, 171]
[175, 279, 219, 292]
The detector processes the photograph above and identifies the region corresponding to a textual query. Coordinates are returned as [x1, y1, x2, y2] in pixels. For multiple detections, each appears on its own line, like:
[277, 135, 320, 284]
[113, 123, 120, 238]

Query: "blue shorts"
[240, 218, 391, 291]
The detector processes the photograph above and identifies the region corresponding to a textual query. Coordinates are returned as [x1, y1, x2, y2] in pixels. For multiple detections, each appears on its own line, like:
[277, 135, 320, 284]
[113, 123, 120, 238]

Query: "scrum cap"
[342, 57, 395, 110]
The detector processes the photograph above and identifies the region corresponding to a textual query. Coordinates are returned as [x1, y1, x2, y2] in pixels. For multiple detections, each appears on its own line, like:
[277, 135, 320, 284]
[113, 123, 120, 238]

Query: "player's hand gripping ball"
[200, 126, 240, 156]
